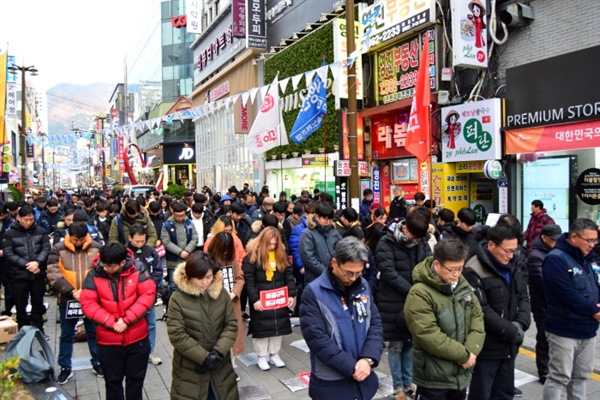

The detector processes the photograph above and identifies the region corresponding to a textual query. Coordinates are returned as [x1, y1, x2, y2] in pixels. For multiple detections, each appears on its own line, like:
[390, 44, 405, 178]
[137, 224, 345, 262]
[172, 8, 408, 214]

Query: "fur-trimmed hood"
[173, 262, 224, 299]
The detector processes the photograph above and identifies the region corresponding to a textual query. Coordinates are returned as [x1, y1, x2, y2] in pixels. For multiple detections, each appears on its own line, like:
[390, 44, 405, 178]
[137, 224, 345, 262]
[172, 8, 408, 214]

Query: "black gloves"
[195, 350, 224, 374]
[511, 321, 524, 344]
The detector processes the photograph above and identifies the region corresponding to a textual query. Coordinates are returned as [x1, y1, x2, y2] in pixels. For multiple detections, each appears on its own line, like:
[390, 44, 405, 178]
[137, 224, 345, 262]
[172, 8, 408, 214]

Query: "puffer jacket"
[242, 254, 296, 339]
[526, 235, 553, 317]
[405, 257, 485, 390]
[300, 267, 383, 400]
[299, 219, 342, 284]
[375, 223, 432, 341]
[289, 216, 309, 270]
[1, 221, 51, 282]
[463, 242, 531, 359]
[543, 233, 600, 339]
[47, 234, 102, 306]
[523, 209, 554, 252]
[80, 255, 156, 346]
[38, 209, 64, 234]
[167, 264, 239, 400]
[108, 209, 158, 247]
[441, 222, 478, 257]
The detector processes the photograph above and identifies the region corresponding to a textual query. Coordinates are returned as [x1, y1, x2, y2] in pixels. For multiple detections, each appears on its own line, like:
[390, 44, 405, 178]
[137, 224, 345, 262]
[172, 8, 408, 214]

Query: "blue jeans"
[388, 340, 413, 389]
[146, 306, 156, 353]
[167, 268, 178, 295]
[58, 306, 99, 369]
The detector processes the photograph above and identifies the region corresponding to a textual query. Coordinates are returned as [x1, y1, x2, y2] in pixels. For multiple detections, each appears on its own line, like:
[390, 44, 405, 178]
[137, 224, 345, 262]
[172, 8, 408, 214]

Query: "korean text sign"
[260, 287, 289, 310]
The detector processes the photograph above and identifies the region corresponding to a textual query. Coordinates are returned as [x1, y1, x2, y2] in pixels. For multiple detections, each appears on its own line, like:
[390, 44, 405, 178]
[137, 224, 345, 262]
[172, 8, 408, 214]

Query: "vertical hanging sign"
[451, 0, 488, 69]
[247, 0, 267, 49]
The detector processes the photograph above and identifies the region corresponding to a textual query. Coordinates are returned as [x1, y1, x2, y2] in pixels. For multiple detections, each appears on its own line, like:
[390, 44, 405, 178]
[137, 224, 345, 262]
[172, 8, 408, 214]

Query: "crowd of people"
[0, 185, 598, 400]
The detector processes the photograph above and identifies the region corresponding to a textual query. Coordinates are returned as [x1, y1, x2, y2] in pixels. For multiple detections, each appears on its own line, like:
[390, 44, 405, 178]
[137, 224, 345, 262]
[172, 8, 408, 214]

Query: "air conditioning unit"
[498, 2, 535, 28]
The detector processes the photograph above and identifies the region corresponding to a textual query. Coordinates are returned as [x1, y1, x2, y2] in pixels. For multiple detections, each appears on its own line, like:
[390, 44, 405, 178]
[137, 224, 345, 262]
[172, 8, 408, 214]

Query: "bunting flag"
[290, 64, 327, 144]
[245, 76, 288, 154]
[405, 34, 431, 162]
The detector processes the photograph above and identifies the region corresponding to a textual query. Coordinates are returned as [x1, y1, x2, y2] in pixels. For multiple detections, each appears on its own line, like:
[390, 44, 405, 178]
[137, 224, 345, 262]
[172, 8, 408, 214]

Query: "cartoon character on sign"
[468, 0, 486, 48]
[443, 110, 461, 149]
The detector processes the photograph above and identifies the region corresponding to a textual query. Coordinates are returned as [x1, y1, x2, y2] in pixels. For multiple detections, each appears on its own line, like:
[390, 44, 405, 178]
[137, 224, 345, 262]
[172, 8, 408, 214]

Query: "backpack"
[7, 326, 56, 383]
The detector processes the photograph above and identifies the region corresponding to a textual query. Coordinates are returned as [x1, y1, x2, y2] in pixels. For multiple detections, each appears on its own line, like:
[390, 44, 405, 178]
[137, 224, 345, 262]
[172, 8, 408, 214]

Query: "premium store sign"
[440, 98, 502, 162]
[360, 0, 435, 51]
[374, 30, 436, 105]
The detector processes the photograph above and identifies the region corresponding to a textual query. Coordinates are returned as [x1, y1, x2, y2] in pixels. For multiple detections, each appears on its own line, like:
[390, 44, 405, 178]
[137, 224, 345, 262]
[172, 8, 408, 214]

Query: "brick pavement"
[3, 297, 600, 399]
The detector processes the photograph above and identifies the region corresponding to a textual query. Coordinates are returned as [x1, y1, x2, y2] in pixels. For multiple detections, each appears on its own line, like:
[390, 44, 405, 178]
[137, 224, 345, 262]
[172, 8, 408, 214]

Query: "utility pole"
[345, 0, 360, 204]
[7, 64, 38, 191]
[96, 114, 109, 193]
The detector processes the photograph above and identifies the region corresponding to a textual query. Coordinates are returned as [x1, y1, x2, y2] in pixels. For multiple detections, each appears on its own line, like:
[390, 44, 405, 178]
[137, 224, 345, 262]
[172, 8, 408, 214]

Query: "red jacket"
[80, 255, 156, 346]
[524, 209, 554, 252]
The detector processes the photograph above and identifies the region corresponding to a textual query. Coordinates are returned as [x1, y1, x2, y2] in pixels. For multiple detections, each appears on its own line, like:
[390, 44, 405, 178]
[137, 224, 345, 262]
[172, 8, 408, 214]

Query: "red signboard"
[371, 112, 414, 159]
[505, 119, 600, 154]
[171, 15, 186, 28]
[259, 287, 289, 310]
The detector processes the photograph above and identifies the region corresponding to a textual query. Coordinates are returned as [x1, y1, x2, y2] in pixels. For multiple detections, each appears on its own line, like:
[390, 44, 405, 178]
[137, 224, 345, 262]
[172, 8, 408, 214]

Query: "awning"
[504, 119, 600, 154]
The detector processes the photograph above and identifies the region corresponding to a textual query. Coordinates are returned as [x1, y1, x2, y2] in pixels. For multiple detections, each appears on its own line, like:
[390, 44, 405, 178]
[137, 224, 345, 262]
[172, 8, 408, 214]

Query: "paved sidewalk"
[3, 297, 600, 399]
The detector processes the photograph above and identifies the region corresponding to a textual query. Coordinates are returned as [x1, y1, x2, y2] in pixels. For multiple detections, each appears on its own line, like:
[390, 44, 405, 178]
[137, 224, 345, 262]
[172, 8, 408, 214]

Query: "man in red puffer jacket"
[80, 242, 156, 400]
[524, 199, 555, 252]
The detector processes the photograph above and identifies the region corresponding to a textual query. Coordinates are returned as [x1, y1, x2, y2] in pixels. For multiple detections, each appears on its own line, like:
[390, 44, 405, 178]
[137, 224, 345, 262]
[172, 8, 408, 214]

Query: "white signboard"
[441, 98, 502, 162]
[333, 18, 364, 109]
[451, 0, 488, 69]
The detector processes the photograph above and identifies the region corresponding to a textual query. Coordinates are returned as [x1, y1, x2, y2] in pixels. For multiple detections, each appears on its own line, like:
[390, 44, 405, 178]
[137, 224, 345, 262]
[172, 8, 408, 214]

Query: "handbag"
[156, 243, 166, 257]
[7, 326, 56, 383]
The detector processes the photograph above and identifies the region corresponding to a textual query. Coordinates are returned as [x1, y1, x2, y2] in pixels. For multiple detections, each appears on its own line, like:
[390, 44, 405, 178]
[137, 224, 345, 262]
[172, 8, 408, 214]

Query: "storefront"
[265, 154, 336, 198]
[504, 45, 600, 230]
[162, 143, 196, 188]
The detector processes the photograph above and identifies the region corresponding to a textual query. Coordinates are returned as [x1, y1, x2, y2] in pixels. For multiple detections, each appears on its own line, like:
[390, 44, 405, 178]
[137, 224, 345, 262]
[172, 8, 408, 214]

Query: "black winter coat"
[463, 243, 531, 359]
[441, 222, 478, 257]
[375, 228, 432, 341]
[1, 222, 51, 282]
[242, 254, 296, 339]
[526, 236, 552, 317]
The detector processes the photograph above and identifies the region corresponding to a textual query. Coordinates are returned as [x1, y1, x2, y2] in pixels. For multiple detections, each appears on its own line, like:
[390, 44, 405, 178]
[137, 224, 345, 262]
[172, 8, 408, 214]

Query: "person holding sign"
[207, 231, 245, 358]
[242, 227, 296, 371]
[47, 222, 103, 384]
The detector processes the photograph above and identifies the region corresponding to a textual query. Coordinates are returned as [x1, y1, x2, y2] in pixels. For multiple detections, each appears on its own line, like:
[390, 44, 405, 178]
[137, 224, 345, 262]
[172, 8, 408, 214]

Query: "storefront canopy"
[504, 119, 600, 154]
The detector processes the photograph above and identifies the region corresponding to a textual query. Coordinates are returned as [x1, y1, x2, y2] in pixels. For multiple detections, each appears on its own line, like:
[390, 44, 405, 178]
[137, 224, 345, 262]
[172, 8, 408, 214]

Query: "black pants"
[12, 279, 46, 330]
[416, 387, 466, 400]
[292, 267, 304, 316]
[98, 337, 150, 400]
[533, 314, 549, 378]
[0, 265, 15, 315]
[468, 358, 515, 400]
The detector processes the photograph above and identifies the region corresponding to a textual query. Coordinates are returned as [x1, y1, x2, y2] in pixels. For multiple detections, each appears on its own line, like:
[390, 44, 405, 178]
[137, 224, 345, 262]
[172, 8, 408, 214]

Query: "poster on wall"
[441, 98, 502, 162]
[522, 157, 572, 233]
[450, 0, 488, 69]
[470, 180, 494, 224]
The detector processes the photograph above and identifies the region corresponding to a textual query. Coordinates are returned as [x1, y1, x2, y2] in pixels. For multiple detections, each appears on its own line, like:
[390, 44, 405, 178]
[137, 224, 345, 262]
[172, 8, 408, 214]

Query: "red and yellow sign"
[505, 119, 600, 154]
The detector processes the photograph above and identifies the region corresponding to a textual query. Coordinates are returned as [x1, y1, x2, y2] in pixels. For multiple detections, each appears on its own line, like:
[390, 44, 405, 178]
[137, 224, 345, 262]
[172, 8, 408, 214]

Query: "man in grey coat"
[160, 202, 198, 294]
[299, 203, 342, 285]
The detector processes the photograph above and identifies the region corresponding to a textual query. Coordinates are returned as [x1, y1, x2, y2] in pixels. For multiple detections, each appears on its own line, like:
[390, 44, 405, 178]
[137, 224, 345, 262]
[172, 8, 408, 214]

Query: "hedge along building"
[191, 0, 347, 193]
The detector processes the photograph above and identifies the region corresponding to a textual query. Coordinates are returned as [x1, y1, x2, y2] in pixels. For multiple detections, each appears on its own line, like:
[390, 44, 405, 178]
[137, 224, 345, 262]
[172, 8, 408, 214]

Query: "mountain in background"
[46, 82, 115, 135]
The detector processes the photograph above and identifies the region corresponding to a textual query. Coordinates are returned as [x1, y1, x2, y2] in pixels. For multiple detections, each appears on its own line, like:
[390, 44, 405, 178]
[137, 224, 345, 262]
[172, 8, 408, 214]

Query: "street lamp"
[7, 64, 38, 191]
[96, 114, 109, 193]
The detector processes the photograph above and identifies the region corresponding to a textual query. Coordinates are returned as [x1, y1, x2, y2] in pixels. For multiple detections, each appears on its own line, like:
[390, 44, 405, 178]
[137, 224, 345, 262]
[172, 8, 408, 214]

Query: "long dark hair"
[207, 231, 236, 267]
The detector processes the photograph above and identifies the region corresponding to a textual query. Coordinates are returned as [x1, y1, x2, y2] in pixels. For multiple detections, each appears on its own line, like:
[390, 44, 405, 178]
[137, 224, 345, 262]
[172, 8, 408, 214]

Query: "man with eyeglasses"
[300, 236, 383, 400]
[541, 218, 599, 399]
[463, 224, 531, 400]
[405, 239, 485, 400]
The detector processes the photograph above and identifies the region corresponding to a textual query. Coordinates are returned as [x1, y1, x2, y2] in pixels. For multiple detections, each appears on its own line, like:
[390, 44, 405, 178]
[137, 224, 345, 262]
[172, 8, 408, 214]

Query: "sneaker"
[149, 353, 163, 366]
[92, 364, 104, 378]
[394, 388, 407, 400]
[242, 312, 250, 320]
[57, 368, 73, 385]
[269, 353, 285, 368]
[235, 372, 240, 382]
[403, 384, 417, 399]
[257, 356, 270, 371]
[514, 387, 522, 397]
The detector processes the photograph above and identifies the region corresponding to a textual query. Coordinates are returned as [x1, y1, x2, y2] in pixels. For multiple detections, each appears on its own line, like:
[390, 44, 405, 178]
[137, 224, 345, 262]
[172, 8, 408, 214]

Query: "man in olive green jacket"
[405, 239, 485, 400]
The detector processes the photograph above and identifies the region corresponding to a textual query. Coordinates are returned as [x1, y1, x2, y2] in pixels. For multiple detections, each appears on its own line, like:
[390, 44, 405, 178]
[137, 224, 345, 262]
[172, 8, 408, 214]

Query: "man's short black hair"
[316, 203, 334, 219]
[405, 211, 429, 239]
[18, 204, 34, 217]
[341, 207, 359, 222]
[129, 223, 147, 237]
[261, 213, 279, 228]
[191, 203, 203, 214]
[487, 224, 518, 244]
[68, 222, 89, 238]
[99, 242, 128, 265]
[47, 198, 59, 207]
[414, 192, 426, 202]
[457, 207, 476, 226]
[531, 199, 544, 209]
[437, 208, 455, 223]
[363, 188, 373, 196]
[171, 202, 187, 213]
[231, 202, 245, 215]
[273, 202, 287, 214]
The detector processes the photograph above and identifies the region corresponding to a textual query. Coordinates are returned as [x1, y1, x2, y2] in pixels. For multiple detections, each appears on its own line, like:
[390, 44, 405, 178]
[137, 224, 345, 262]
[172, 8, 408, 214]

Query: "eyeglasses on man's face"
[496, 243, 517, 256]
[338, 265, 363, 279]
[575, 232, 598, 246]
[440, 263, 464, 274]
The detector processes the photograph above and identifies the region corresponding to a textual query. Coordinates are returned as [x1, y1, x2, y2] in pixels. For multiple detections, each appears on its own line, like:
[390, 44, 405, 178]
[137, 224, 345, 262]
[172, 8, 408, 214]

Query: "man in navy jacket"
[300, 237, 383, 400]
[542, 218, 599, 399]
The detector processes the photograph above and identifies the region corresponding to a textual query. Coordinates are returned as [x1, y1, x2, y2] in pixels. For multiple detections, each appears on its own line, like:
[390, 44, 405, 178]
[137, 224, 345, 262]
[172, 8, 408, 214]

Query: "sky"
[0, 0, 161, 91]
